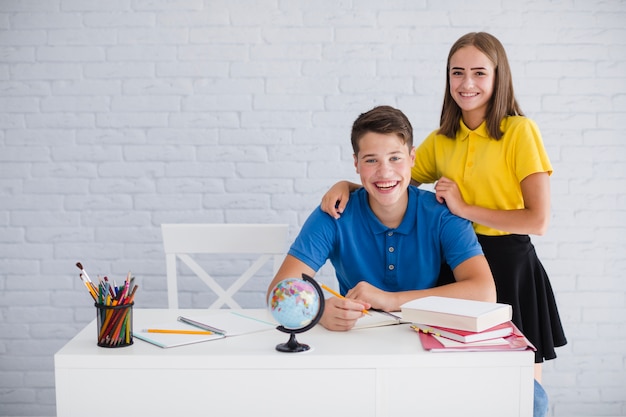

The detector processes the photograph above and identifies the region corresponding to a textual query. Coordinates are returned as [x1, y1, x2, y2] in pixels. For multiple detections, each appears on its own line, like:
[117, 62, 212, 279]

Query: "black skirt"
[437, 234, 567, 363]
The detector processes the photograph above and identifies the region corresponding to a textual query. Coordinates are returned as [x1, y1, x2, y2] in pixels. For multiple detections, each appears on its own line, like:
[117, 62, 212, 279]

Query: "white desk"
[55, 309, 534, 417]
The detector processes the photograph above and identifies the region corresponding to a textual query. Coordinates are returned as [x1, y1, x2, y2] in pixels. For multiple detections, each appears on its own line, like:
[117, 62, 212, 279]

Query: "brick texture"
[0, 1, 625, 416]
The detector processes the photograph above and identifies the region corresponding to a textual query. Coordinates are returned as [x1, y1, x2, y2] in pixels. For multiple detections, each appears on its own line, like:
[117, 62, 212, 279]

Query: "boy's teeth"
[377, 181, 396, 189]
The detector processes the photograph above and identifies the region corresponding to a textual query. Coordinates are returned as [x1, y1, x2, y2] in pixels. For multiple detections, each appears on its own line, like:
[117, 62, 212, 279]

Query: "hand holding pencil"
[321, 284, 371, 316]
[317, 285, 372, 331]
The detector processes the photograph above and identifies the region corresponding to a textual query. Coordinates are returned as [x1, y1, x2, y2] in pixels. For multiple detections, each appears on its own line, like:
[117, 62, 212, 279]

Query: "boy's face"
[353, 132, 415, 211]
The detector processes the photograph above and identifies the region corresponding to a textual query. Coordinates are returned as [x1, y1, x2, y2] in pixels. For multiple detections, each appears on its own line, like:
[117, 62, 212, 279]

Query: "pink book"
[414, 322, 536, 352]
[411, 321, 514, 343]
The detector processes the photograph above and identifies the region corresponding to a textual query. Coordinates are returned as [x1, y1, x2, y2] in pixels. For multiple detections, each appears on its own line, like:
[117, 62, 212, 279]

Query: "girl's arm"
[435, 172, 551, 235]
[320, 179, 422, 219]
[320, 181, 361, 219]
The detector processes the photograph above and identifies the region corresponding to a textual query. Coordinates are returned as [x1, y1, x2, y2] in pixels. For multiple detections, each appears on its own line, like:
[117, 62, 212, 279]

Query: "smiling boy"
[266, 105, 495, 331]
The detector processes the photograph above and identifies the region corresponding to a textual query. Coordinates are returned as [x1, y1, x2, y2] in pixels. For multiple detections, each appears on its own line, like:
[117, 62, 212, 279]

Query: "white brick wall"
[0, 1, 624, 416]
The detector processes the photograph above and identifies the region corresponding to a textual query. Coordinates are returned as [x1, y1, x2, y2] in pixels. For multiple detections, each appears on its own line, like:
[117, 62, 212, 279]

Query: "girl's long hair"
[438, 32, 523, 140]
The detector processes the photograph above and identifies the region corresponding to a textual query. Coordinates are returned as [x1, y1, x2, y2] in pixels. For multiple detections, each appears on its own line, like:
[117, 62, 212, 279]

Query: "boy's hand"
[346, 281, 397, 312]
[319, 296, 370, 331]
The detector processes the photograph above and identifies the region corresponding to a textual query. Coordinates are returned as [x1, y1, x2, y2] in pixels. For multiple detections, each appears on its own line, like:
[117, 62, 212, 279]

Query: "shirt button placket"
[385, 231, 397, 284]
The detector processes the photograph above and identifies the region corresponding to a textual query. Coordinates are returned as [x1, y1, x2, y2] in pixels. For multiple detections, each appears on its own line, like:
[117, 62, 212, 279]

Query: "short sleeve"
[412, 129, 441, 184]
[288, 207, 336, 272]
[511, 118, 553, 181]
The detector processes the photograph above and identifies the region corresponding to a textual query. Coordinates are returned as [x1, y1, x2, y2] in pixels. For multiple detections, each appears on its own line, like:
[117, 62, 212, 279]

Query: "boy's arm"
[346, 255, 496, 312]
[431, 255, 496, 301]
[266, 254, 316, 301]
[267, 254, 370, 331]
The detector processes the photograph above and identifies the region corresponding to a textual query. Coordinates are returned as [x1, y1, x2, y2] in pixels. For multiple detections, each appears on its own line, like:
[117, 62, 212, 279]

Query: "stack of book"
[400, 296, 535, 352]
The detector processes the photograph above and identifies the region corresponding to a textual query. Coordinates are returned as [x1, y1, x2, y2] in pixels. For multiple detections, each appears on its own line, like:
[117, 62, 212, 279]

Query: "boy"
[267, 106, 495, 331]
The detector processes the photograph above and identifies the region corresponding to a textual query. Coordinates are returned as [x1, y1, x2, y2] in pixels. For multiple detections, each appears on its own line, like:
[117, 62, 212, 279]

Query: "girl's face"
[448, 45, 495, 129]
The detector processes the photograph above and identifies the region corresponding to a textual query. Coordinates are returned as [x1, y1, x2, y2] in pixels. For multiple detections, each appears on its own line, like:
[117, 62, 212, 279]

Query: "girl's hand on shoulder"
[434, 176, 467, 217]
[320, 181, 353, 219]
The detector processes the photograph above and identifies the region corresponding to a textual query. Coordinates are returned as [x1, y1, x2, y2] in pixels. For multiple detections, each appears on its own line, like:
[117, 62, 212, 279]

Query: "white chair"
[161, 223, 289, 309]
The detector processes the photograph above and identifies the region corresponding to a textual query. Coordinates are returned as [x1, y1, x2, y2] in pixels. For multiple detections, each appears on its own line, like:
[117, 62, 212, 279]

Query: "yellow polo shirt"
[412, 116, 552, 236]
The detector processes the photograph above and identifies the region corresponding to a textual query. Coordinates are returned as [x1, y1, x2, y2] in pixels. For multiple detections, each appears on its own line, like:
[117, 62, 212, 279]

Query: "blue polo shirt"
[288, 186, 483, 295]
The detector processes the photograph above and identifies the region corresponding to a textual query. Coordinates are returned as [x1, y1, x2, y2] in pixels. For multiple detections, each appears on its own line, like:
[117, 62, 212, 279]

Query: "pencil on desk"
[143, 329, 215, 335]
[321, 284, 371, 316]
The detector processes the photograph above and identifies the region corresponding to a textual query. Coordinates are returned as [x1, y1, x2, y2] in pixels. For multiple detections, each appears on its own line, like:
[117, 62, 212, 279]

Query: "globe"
[268, 274, 325, 352]
[269, 277, 320, 329]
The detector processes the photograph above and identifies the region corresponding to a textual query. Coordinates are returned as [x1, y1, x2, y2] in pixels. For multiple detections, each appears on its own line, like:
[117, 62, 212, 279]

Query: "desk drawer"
[56, 368, 376, 417]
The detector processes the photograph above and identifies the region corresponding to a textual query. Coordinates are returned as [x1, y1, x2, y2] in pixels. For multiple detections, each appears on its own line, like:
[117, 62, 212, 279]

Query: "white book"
[401, 296, 512, 332]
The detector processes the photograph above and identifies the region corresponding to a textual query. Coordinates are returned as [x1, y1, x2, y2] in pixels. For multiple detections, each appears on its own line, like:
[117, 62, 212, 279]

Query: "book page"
[432, 334, 508, 348]
[353, 310, 402, 329]
[133, 320, 225, 348]
[181, 311, 277, 336]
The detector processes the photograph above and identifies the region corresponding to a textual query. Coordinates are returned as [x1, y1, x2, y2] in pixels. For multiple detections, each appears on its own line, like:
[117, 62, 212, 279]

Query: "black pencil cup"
[95, 302, 134, 348]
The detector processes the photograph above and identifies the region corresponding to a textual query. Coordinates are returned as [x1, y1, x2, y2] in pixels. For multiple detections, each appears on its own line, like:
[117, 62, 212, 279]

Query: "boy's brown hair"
[351, 105, 413, 155]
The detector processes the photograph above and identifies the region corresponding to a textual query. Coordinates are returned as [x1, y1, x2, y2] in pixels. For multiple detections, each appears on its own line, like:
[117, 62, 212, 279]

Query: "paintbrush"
[76, 262, 93, 284]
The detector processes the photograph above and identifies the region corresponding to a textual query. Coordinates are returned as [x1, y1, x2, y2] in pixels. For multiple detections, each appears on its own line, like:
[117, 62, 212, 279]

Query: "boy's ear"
[410, 146, 416, 164]
[353, 154, 359, 173]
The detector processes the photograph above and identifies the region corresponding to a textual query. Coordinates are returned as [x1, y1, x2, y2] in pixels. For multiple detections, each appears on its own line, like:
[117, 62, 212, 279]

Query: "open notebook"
[133, 311, 277, 348]
[353, 310, 406, 329]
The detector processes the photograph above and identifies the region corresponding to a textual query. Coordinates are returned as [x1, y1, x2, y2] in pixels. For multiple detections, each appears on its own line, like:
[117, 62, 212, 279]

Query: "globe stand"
[275, 331, 310, 353]
[273, 274, 325, 353]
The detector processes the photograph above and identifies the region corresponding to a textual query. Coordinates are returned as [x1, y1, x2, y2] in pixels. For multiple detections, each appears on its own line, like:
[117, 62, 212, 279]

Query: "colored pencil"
[143, 329, 215, 335]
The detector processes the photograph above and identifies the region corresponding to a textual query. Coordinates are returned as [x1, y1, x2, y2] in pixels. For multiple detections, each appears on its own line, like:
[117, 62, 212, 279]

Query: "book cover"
[411, 322, 514, 343]
[414, 322, 536, 353]
[400, 296, 512, 332]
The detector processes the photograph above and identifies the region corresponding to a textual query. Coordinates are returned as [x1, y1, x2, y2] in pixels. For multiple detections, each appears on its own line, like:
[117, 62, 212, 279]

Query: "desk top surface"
[55, 308, 533, 370]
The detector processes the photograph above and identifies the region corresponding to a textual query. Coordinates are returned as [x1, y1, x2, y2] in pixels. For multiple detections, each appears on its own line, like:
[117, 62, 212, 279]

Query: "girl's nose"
[462, 75, 474, 89]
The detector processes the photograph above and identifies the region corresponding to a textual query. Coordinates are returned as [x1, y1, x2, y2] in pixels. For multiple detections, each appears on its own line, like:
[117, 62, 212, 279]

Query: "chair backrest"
[161, 223, 289, 309]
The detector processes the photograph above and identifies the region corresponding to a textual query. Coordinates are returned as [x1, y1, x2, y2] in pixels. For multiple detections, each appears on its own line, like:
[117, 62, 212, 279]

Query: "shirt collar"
[458, 119, 490, 141]
[357, 187, 417, 235]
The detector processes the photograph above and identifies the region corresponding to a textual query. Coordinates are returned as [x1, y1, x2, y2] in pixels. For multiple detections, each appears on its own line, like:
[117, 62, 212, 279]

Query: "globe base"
[276, 332, 310, 353]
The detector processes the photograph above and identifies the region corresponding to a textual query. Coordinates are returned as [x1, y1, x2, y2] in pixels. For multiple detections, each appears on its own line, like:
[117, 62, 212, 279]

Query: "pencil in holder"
[95, 302, 134, 348]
